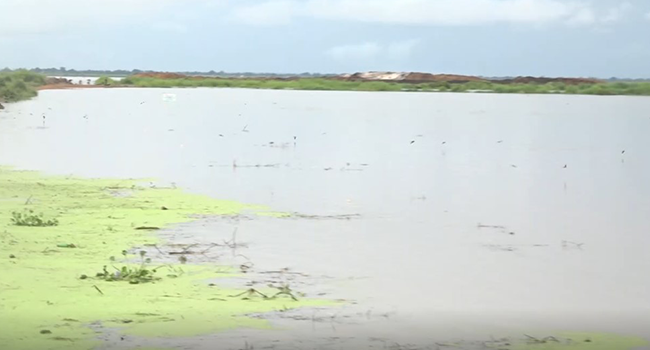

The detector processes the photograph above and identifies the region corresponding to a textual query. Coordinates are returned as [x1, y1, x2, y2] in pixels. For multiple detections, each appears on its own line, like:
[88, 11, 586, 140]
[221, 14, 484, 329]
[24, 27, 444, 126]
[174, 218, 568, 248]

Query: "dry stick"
[224, 227, 239, 248]
[182, 243, 200, 253]
[271, 290, 298, 301]
[236, 253, 251, 261]
[524, 334, 543, 343]
[169, 243, 200, 255]
[93, 285, 104, 295]
[230, 288, 268, 299]
[477, 223, 507, 230]
[199, 243, 223, 255]
[151, 244, 166, 256]
[24, 195, 33, 205]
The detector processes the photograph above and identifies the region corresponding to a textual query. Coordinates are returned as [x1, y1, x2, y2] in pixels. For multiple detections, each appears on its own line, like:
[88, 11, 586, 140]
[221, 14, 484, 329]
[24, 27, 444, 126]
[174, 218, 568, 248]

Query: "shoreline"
[0, 166, 331, 349]
[34, 81, 650, 97]
[1, 165, 648, 349]
[40, 72, 650, 96]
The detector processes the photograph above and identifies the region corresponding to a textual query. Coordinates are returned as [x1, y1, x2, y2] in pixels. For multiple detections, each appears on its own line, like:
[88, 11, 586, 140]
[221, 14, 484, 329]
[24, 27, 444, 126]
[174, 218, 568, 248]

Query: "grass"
[114, 75, 650, 96]
[95, 75, 119, 86]
[0, 70, 46, 103]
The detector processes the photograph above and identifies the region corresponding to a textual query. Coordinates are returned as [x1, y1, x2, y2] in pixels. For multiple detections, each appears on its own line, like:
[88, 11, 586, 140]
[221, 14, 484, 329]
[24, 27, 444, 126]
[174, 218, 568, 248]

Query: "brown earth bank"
[45, 77, 73, 85]
[37, 77, 110, 91]
[37, 84, 120, 91]
[495, 76, 601, 85]
[132, 72, 301, 81]
[33, 72, 604, 89]
[131, 71, 602, 84]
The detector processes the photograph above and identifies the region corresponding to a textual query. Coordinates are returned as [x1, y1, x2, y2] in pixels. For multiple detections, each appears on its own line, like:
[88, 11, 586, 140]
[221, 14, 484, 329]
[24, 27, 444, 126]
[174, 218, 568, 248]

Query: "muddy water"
[2, 88, 650, 348]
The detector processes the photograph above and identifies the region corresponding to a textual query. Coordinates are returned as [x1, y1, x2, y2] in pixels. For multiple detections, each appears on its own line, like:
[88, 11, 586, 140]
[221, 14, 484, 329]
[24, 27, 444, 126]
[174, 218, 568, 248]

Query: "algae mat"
[0, 167, 330, 350]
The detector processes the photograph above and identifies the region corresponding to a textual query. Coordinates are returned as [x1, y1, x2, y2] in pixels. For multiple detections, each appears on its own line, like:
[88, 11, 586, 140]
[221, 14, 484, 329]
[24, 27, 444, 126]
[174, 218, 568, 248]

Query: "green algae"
[0, 167, 332, 350]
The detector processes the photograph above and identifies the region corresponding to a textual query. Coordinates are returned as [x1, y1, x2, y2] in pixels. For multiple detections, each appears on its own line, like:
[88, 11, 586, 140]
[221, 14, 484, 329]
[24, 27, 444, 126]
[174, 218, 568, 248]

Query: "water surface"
[2, 88, 650, 348]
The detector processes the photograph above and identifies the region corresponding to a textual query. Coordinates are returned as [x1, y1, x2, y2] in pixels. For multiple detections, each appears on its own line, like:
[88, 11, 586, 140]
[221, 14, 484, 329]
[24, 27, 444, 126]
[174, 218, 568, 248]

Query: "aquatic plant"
[10, 209, 59, 227]
[89, 250, 166, 285]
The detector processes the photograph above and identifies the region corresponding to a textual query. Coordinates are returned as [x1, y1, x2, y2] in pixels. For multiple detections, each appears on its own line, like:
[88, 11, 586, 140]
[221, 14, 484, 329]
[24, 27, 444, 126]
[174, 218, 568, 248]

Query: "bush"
[95, 76, 117, 86]
[0, 71, 45, 102]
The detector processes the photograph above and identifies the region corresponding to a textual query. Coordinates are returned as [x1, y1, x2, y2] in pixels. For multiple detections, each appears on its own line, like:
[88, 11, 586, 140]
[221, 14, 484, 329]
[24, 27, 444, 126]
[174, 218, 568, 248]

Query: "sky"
[1, 0, 649, 78]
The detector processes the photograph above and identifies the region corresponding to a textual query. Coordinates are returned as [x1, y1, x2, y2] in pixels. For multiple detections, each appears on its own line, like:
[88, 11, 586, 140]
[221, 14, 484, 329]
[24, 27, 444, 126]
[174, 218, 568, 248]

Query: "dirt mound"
[496, 76, 601, 85]
[404, 73, 486, 83]
[45, 77, 73, 85]
[133, 72, 187, 79]
[337, 72, 601, 85]
[341, 71, 487, 83]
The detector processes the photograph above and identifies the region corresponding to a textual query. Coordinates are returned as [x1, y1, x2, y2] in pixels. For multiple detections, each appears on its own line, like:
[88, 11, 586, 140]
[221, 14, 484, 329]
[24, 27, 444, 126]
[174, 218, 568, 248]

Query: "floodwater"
[2, 88, 650, 349]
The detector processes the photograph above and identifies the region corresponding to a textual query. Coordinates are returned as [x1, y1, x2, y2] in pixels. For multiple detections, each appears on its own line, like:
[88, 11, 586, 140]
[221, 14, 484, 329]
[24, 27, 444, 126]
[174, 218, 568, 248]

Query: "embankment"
[116, 71, 650, 96]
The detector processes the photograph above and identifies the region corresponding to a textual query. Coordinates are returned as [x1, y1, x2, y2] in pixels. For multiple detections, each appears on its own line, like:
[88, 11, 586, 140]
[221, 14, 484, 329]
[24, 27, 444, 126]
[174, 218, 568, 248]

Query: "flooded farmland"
[1, 88, 650, 349]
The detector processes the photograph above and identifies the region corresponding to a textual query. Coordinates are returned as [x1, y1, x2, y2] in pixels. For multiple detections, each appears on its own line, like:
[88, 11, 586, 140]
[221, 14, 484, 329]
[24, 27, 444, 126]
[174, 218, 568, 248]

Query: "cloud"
[600, 2, 632, 23]
[151, 22, 189, 34]
[645, 11, 650, 20]
[566, 2, 632, 27]
[230, 0, 636, 27]
[326, 42, 382, 62]
[231, 0, 594, 26]
[0, 0, 219, 35]
[566, 8, 596, 26]
[230, 0, 295, 25]
[326, 39, 421, 62]
[386, 39, 421, 60]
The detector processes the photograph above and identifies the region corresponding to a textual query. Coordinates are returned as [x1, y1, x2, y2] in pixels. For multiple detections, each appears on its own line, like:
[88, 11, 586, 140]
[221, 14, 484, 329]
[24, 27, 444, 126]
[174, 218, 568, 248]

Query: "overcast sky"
[1, 0, 649, 77]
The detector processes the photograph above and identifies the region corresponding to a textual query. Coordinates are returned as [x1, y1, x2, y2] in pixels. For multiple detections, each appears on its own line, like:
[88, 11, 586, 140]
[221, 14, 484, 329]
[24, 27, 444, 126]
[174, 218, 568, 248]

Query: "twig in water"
[168, 243, 199, 255]
[93, 285, 104, 295]
[230, 288, 268, 299]
[269, 284, 299, 301]
[239, 262, 254, 273]
[477, 223, 506, 230]
[562, 240, 585, 250]
[147, 244, 166, 256]
[199, 243, 223, 255]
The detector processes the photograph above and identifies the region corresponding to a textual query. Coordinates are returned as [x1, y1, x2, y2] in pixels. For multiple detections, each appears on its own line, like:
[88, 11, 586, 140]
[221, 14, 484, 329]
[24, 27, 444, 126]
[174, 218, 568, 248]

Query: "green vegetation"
[116, 75, 650, 96]
[90, 250, 166, 284]
[0, 70, 46, 103]
[11, 209, 59, 227]
[94, 75, 118, 86]
[0, 166, 332, 350]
